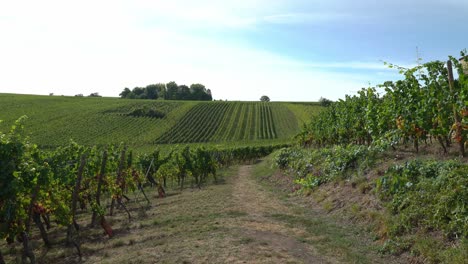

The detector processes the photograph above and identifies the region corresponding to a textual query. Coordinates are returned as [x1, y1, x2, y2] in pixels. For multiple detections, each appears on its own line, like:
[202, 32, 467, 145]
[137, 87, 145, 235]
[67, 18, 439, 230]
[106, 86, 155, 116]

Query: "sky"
[0, 0, 466, 101]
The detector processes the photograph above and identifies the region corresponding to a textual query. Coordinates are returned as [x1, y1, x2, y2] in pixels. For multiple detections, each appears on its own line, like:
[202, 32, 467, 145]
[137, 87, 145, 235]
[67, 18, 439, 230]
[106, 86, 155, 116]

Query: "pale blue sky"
[0, 0, 466, 101]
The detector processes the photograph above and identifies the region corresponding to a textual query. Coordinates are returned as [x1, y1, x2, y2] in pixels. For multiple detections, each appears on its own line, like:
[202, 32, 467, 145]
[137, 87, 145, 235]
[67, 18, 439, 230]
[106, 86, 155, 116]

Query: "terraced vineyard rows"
[155, 102, 297, 144]
[272, 104, 300, 138]
[0, 94, 321, 151]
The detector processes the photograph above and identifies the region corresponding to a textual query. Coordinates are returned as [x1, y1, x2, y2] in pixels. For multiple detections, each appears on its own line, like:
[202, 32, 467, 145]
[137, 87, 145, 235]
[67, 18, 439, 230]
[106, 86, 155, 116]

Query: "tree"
[319, 97, 333, 107]
[88, 92, 102, 97]
[118, 82, 212, 101]
[144, 84, 159, 100]
[119, 88, 131, 98]
[205, 89, 213, 101]
[260, 95, 270, 102]
[154, 83, 166, 99]
[132, 87, 145, 97]
[190, 83, 206, 100]
[166, 81, 178, 100]
[177, 85, 191, 100]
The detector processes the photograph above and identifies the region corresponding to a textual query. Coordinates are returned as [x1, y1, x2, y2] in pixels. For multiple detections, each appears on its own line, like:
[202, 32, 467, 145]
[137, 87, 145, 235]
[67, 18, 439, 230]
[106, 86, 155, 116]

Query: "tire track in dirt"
[227, 165, 338, 264]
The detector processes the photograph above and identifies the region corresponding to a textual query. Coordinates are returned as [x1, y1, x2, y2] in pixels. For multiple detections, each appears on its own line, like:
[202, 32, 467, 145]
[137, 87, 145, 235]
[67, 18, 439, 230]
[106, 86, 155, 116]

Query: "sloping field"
[155, 102, 300, 144]
[0, 94, 195, 148]
[0, 94, 321, 151]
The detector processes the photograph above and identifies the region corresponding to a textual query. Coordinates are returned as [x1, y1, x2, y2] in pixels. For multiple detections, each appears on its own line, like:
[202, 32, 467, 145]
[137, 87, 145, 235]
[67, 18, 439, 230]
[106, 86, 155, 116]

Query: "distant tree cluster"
[260, 95, 270, 102]
[119, 82, 212, 101]
[318, 97, 333, 107]
[74, 93, 101, 97]
[88, 92, 102, 97]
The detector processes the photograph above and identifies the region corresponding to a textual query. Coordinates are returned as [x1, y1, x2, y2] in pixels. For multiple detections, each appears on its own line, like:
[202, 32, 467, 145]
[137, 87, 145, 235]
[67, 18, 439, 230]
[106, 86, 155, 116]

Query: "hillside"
[0, 94, 320, 152]
[155, 102, 299, 144]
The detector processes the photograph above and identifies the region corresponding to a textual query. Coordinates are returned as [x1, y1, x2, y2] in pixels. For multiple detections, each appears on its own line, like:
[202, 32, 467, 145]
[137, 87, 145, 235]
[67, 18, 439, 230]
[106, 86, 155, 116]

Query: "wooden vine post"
[137, 168, 151, 205]
[447, 60, 466, 157]
[91, 150, 107, 227]
[0, 249, 4, 264]
[32, 205, 50, 248]
[67, 154, 87, 260]
[22, 181, 41, 264]
[110, 147, 131, 220]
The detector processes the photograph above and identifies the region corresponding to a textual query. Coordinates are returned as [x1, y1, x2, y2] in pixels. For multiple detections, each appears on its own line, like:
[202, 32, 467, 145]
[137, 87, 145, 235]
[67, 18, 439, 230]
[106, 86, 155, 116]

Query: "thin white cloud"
[263, 12, 351, 24]
[0, 20, 372, 101]
[303, 61, 417, 70]
[0, 0, 414, 101]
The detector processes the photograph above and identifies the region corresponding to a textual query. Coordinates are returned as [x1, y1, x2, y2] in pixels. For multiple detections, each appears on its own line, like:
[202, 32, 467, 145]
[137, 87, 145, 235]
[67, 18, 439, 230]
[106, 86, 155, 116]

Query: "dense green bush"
[274, 144, 468, 260]
[274, 145, 378, 188]
[377, 160, 468, 239]
[128, 108, 165, 118]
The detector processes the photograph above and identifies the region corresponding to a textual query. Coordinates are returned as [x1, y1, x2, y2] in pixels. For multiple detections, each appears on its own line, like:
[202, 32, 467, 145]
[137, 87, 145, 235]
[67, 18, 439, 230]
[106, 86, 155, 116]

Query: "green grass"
[0, 94, 321, 152]
[283, 102, 322, 125]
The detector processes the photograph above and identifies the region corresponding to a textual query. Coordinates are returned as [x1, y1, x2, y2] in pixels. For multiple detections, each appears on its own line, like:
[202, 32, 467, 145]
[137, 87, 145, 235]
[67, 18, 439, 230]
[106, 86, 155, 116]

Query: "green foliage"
[275, 143, 467, 260]
[274, 145, 378, 189]
[318, 97, 333, 107]
[0, 116, 40, 236]
[376, 160, 468, 239]
[120, 82, 213, 101]
[299, 51, 468, 155]
[127, 108, 165, 119]
[0, 116, 141, 246]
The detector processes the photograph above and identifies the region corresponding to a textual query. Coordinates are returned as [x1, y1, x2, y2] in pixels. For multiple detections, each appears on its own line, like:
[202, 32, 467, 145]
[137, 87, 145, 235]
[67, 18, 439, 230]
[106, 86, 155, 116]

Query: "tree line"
[119, 82, 213, 101]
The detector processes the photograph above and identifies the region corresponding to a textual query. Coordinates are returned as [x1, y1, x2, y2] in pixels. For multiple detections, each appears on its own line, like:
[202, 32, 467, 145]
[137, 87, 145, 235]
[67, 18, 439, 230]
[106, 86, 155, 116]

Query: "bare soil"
[226, 165, 330, 263]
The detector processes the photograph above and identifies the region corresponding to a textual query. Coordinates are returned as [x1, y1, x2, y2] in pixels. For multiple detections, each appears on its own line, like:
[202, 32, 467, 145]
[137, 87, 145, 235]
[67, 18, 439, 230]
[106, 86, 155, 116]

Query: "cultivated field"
[0, 94, 320, 152]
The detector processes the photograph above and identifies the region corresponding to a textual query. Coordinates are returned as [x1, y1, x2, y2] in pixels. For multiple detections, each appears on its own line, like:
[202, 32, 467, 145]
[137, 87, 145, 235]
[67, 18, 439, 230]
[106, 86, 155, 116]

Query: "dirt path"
[219, 164, 399, 264]
[226, 165, 333, 263]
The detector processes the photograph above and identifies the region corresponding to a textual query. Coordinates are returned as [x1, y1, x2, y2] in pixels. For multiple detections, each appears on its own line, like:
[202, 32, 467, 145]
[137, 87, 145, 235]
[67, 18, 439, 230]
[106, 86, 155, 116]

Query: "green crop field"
[0, 94, 321, 152]
[155, 102, 300, 144]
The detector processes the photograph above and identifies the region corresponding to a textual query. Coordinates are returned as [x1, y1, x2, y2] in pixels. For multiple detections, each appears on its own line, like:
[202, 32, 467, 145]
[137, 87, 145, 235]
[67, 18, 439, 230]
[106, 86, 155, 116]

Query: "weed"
[236, 237, 254, 245]
[311, 190, 327, 202]
[411, 236, 443, 263]
[350, 203, 361, 218]
[112, 240, 126, 248]
[378, 238, 411, 255]
[322, 201, 334, 212]
[357, 182, 371, 194]
[226, 210, 248, 217]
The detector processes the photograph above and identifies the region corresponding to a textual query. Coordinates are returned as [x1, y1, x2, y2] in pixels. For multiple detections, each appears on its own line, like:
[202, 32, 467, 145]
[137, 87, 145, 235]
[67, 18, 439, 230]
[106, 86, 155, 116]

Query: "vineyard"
[0, 95, 320, 151]
[0, 118, 286, 263]
[0, 95, 195, 149]
[3, 53, 466, 262]
[297, 55, 467, 156]
[155, 102, 299, 144]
